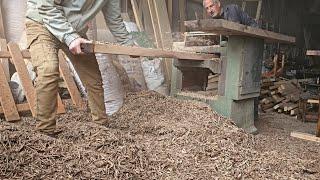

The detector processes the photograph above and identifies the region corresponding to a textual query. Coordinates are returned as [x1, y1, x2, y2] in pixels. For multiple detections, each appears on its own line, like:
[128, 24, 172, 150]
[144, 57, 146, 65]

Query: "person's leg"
[25, 19, 60, 133]
[62, 46, 108, 125]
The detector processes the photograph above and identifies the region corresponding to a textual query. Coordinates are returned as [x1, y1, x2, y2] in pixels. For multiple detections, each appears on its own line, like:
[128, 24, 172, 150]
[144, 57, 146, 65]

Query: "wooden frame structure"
[0, 42, 85, 122]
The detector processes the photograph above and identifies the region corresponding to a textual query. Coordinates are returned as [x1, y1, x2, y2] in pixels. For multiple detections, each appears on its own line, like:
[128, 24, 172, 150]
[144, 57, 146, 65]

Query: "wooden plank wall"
[129, 0, 174, 85]
[0, 5, 10, 80]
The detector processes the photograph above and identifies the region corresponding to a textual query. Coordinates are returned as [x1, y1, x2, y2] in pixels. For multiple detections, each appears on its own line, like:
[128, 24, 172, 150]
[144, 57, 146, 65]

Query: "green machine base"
[171, 36, 264, 134]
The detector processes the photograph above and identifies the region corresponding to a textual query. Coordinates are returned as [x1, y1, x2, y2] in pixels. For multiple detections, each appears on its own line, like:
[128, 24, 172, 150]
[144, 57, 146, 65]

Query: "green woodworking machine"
[171, 19, 295, 133]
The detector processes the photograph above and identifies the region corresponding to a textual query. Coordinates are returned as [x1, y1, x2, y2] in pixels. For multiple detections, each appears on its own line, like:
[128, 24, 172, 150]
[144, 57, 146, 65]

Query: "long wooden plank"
[130, 0, 144, 31]
[0, 49, 31, 59]
[0, 39, 9, 80]
[58, 51, 85, 110]
[153, 0, 173, 76]
[307, 99, 319, 104]
[147, 0, 163, 48]
[149, 0, 173, 84]
[8, 43, 37, 117]
[81, 43, 218, 61]
[0, 6, 9, 81]
[8, 43, 65, 116]
[0, 103, 30, 114]
[184, 19, 296, 44]
[0, 6, 5, 38]
[291, 132, 320, 143]
[306, 50, 320, 56]
[167, 0, 173, 26]
[0, 65, 20, 121]
[141, 1, 154, 40]
[179, 0, 186, 32]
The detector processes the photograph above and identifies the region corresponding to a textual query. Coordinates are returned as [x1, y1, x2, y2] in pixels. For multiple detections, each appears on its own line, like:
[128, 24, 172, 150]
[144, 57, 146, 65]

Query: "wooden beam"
[306, 50, 320, 56]
[167, 0, 173, 26]
[0, 7, 9, 81]
[0, 39, 9, 81]
[0, 5, 5, 39]
[291, 132, 320, 143]
[81, 43, 218, 61]
[141, 1, 154, 39]
[121, 0, 128, 13]
[307, 99, 319, 104]
[184, 19, 296, 44]
[0, 64, 20, 122]
[58, 51, 85, 110]
[179, 0, 186, 32]
[7, 43, 65, 116]
[153, 0, 173, 49]
[152, 0, 174, 84]
[0, 103, 30, 114]
[0, 49, 31, 59]
[130, 0, 144, 31]
[8, 43, 37, 117]
[256, 0, 262, 20]
[147, 0, 163, 48]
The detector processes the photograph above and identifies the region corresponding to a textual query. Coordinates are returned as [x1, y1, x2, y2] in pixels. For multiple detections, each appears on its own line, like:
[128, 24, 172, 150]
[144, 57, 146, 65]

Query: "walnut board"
[184, 19, 296, 44]
[81, 43, 218, 61]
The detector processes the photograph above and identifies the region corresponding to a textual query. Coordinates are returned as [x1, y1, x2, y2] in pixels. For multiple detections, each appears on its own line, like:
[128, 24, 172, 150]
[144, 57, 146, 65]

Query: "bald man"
[203, 0, 259, 27]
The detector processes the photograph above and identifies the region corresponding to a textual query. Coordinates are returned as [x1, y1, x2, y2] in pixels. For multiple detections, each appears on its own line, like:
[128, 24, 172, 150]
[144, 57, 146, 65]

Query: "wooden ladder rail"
[0, 43, 86, 121]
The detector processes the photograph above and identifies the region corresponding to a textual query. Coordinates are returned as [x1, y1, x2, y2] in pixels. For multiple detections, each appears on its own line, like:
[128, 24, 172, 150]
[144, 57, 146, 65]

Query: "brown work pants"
[26, 19, 108, 133]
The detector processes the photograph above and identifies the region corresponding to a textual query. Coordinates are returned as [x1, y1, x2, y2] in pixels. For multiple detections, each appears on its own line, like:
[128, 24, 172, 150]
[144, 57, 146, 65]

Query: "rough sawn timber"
[184, 19, 296, 44]
[81, 43, 219, 61]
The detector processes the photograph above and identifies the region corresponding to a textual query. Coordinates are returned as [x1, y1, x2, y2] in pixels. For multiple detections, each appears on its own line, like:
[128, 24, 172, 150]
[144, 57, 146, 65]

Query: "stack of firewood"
[206, 74, 219, 94]
[260, 78, 302, 116]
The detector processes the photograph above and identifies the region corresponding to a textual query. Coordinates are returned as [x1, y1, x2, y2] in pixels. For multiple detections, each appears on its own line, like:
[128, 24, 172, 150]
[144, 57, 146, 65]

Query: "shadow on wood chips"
[0, 91, 319, 179]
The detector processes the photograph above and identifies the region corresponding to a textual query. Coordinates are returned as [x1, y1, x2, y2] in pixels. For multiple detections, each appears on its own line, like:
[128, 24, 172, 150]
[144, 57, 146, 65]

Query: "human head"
[203, 0, 222, 18]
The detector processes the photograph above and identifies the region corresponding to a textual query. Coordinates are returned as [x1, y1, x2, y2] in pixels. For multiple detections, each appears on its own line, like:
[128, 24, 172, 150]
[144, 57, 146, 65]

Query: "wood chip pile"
[0, 91, 319, 179]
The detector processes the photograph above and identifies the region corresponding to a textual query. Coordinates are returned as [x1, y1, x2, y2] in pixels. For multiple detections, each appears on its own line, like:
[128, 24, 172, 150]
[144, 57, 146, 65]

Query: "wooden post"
[153, 0, 174, 83]
[130, 0, 144, 31]
[142, 1, 154, 40]
[147, 0, 163, 48]
[0, 64, 20, 122]
[167, 0, 173, 26]
[179, 0, 186, 32]
[121, 0, 128, 13]
[8, 43, 37, 117]
[242, 0, 247, 11]
[0, 5, 5, 38]
[0, 4, 10, 80]
[256, 0, 262, 20]
[58, 51, 86, 110]
[0, 39, 9, 81]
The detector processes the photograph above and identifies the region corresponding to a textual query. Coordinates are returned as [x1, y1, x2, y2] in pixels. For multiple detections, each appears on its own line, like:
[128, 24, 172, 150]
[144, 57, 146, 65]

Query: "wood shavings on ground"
[0, 91, 319, 179]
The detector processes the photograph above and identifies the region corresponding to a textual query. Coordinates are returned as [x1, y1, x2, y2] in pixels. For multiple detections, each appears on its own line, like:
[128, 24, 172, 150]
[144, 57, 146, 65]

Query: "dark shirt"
[221, 4, 259, 27]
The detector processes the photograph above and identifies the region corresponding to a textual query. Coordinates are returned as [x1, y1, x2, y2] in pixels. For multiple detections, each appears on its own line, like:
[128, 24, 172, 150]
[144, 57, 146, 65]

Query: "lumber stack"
[260, 78, 302, 116]
[206, 74, 219, 94]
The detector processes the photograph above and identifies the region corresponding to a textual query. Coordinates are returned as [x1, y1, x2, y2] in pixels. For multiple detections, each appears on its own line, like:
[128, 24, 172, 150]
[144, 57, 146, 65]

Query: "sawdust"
[0, 91, 319, 179]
